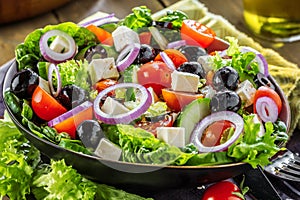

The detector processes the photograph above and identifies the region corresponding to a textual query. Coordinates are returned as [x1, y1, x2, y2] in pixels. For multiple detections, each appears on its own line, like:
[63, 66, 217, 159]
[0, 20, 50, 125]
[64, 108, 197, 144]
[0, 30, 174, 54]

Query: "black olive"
[254, 72, 275, 90]
[210, 90, 241, 113]
[10, 69, 39, 99]
[85, 45, 108, 62]
[134, 44, 157, 64]
[76, 120, 104, 151]
[212, 66, 239, 91]
[178, 45, 207, 62]
[152, 21, 173, 29]
[177, 62, 206, 79]
[56, 85, 89, 110]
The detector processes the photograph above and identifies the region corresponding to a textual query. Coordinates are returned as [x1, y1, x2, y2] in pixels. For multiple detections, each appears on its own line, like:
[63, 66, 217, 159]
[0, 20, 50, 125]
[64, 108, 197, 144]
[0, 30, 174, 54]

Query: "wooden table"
[0, 0, 299, 67]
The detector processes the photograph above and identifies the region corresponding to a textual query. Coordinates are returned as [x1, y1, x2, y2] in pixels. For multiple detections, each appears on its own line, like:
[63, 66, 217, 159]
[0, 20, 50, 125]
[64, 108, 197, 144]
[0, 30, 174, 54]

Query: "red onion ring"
[94, 83, 152, 124]
[160, 51, 176, 71]
[48, 63, 62, 97]
[116, 43, 140, 71]
[166, 40, 186, 49]
[240, 46, 269, 76]
[190, 111, 244, 152]
[48, 101, 93, 127]
[39, 30, 77, 64]
[80, 13, 116, 27]
[255, 96, 278, 123]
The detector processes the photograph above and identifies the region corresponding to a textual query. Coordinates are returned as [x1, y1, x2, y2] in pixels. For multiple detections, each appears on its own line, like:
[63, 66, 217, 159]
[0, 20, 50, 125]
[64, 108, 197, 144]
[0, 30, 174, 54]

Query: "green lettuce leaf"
[122, 6, 153, 29]
[158, 10, 188, 29]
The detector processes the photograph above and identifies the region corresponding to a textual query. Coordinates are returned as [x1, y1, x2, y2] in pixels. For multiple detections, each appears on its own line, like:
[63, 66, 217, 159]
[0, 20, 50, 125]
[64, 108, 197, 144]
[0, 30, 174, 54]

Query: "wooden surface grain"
[0, 0, 299, 67]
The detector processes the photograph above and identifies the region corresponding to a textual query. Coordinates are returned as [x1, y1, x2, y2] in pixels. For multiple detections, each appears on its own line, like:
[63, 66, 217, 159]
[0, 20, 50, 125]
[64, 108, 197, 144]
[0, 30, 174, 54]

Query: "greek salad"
[5, 6, 288, 168]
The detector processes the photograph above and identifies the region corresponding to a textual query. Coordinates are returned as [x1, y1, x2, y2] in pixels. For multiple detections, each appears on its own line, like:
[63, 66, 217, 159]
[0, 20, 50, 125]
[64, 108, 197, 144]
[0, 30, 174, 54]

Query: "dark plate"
[1, 38, 290, 192]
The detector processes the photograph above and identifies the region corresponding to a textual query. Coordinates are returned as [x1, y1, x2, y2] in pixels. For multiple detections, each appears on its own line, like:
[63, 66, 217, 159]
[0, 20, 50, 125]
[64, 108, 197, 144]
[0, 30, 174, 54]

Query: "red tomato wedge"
[139, 31, 152, 45]
[202, 181, 243, 200]
[86, 24, 113, 46]
[49, 101, 94, 139]
[94, 79, 117, 96]
[154, 49, 188, 68]
[253, 86, 282, 113]
[161, 88, 204, 112]
[181, 19, 216, 48]
[137, 61, 172, 96]
[31, 86, 67, 121]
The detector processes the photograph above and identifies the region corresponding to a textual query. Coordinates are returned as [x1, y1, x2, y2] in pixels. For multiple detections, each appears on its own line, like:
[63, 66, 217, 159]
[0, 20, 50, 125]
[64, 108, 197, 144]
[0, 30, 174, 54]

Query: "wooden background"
[0, 0, 299, 67]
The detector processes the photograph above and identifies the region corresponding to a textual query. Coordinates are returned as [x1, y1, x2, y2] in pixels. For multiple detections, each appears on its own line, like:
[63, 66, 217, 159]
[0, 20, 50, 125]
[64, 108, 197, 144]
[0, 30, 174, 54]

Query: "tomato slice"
[202, 181, 243, 200]
[181, 19, 216, 48]
[94, 79, 117, 96]
[137, 61, 172, 96]
[134, 114, 173, 136]
[154, 49, 188, 68]
[139, 31, 152, 45]
[161, 88, 204, 112]
[253, 86, 282, 113]
[31, 86, 67, 121]
[86, 24, 113, 46]
[201, 120, 234, 147]
[53, 105, 93, 139]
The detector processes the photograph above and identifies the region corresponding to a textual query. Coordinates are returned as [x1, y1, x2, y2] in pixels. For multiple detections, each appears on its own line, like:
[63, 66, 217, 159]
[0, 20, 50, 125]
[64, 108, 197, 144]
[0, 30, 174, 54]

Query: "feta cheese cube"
[236, 80, 256, 107]
[112, 26, 140, 52]
[94, 138, 122, 161]
[157, 127, 185, 148]
[171, 71, 199, 93]
[88, 57, 119, 84]
[50, 36, 69, 53]
[101, 96, 130, 115]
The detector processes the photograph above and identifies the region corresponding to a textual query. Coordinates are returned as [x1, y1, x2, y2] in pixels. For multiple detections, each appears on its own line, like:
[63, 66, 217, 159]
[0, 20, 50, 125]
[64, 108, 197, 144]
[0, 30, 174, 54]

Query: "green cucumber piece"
[176, 98, 211, 144]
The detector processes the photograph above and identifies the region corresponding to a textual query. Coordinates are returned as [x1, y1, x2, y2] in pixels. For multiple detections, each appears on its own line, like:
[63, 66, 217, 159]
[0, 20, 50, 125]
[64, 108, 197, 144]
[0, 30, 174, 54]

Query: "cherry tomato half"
[202, 181, 243, 200]
[137, 61, 172, 96]
[201, 120, 234, 147]
[181, 19, 216, 48]
[134, 114, 173, 136]
[94, 79, 118, 96]
[31, 86, 67, 121]
[154, 49, 188, 68]
[253, 86, 282, 113]
[161, 88, 204, 112]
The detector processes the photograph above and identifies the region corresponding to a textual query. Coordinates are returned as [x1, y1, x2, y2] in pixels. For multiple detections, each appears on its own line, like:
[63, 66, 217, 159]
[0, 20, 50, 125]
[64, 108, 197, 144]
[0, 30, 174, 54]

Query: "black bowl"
[1, 38, 290, 192]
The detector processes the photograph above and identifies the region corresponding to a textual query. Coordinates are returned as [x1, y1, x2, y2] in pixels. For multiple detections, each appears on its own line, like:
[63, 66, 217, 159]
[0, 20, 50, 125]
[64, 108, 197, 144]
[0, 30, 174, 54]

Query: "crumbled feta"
[94, 138, 122, 161]
[171, 71, 199, 93]
[101, 96, 130, 115]
[112, 26, 140, 52]
[236, 80, 256, 107]
[157, 127, 185, 147]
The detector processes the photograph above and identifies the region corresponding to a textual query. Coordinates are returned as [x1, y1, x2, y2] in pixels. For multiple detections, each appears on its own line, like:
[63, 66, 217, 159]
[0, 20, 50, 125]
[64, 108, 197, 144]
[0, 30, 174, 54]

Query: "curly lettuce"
[121, 6, 153, 29]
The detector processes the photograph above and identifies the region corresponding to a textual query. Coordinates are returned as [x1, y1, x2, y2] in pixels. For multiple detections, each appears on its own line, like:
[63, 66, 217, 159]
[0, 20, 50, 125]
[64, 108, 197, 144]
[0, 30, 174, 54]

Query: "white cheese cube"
[236, 80, 256, 107]
[88, 57, 119, 84]
[157, 127, 185, 148]
[94, 138, 122, 161]
[101, 96, 130, 115]
[112, 26, 140, 52]
[252, 114, 265, 137]
[50, 36, 69, 53]
[171, 71, 199, 93]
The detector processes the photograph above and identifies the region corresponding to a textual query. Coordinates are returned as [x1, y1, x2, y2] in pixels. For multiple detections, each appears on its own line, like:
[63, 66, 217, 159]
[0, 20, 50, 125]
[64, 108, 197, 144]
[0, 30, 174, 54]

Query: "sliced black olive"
[254, 72, 275, 90]
[134, 44, 157, 64]
[10, 69, 39, 99]
[212, 66, 239, 91]
[56, 85, 89, 110]
[85, 44, 108, 62]
[178, 45, 207, 62]
[76, 120, 104, 151]
[177, 62, 206, 79]
[210, 90, 241, 113]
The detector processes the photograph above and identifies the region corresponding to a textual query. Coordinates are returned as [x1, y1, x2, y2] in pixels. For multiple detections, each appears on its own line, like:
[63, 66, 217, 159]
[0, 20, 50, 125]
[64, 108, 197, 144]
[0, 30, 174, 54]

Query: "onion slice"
[255, 96, 278, 123]
[116, 43, 140, 71]
[167, 40, 186, 49]
[80, 13, 116, 27]
[48, 63, 62, 97]
[160, 51, 176, 71]
[148, 26, 168, 50]
[94, 83, 152, 124]
[48, 101, 93, 127]
[240, 46, 269, 76]
[39, 30, 77, 64]
[190, 111, 244, 152]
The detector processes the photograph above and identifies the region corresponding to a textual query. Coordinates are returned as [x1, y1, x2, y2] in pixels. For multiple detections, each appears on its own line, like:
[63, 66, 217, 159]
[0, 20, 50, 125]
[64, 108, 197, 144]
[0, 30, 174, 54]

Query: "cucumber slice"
[176, 98, 211, 144]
